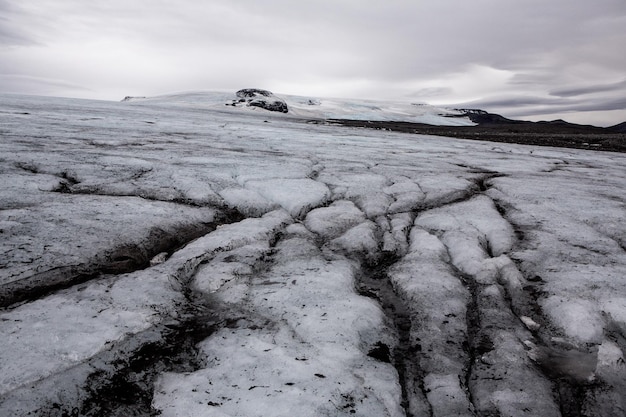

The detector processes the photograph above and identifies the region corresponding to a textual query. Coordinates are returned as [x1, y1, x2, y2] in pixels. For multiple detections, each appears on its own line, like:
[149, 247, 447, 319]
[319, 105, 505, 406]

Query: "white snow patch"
[386, 180, 425, 213]
[520, 316, 541, 331]
[219, 187, 278, 217]
[328, 220, 380, 260]
[304, 200, 365, 239]
[245, 178, 330, 217]
[541, 296, 605, 344]
[193, 241, 270, 294]
[595, 339, 626, 380]
[166, 210, 291, 269]
[423, 374, 474, 417]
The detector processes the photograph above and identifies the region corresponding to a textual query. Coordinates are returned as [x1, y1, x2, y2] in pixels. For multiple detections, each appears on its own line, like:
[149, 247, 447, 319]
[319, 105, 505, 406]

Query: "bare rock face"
[235, 88, 273, 98]
[230, 89, 289, 113]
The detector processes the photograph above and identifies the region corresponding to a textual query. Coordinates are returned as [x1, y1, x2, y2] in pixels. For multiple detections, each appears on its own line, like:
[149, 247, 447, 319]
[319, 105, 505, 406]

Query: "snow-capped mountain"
[123, 89, 477, 126]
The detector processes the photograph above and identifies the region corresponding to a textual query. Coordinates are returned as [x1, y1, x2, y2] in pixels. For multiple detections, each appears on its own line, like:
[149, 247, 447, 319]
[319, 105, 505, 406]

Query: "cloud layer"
[1, 0, 625, 125]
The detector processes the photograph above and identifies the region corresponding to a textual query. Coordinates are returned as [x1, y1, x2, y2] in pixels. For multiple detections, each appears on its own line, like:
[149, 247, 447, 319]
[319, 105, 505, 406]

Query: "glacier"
[0, 92, 625, 416]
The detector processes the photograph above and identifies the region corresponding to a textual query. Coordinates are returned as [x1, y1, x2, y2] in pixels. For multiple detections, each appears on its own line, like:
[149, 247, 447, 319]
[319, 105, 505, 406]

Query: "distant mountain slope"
[122, 90, 477, 127]
[460, 110, 609, 133]
[608, 121, 626, 133]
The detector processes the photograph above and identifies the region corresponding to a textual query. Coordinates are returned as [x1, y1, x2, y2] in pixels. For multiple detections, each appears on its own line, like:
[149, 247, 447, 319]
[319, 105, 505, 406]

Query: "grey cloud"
[0, 25, 33, 46]
[459, 94, 626, 119]
[407, 87, 454, 99]
[469, 96, 569, 108]
[0, 2, 36, 46]
[523, 97, 626, 116]
[550, 80, 626, 98]
[0, 74, 90, 95]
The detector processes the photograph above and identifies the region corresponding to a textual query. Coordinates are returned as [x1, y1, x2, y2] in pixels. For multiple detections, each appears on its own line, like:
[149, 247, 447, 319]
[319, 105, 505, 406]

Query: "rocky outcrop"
[235, 89, 273, 98]
[228, 89, 289, 113]
[121, 96, 146, 102]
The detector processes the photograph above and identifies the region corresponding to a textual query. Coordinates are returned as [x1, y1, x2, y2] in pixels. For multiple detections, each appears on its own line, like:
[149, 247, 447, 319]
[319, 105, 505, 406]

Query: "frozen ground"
[0, 92, 625, 416]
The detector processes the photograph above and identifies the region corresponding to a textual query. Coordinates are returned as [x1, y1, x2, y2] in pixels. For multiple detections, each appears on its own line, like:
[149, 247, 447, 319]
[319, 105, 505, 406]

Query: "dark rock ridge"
[236, 88, 273, 98]
[455, 109, 615, 132]
[608, 121, 626, 133]
[452, 108, 489, 115]
[228, 88, 289, 113]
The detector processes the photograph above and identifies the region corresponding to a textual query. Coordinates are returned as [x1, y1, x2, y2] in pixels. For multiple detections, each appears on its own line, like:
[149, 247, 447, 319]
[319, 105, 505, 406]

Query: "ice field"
[1, 93, 625, 416]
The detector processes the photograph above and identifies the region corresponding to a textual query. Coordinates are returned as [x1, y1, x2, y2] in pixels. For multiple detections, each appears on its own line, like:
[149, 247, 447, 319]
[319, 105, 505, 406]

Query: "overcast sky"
[1, 0, 625, 126]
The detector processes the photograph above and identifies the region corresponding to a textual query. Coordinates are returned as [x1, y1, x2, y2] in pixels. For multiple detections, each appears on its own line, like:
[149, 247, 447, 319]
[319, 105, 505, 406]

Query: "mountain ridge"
[122, 89, 625, 131]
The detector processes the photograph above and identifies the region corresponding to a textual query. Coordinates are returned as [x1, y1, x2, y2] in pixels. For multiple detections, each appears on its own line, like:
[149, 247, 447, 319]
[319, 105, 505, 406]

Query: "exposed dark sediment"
[323, 119, 626, 153]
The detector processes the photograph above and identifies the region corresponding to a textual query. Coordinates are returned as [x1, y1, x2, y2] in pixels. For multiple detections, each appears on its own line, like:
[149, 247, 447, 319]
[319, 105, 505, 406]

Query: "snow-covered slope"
[1, 93, 625, 417]
[123, 89, 477, 126]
